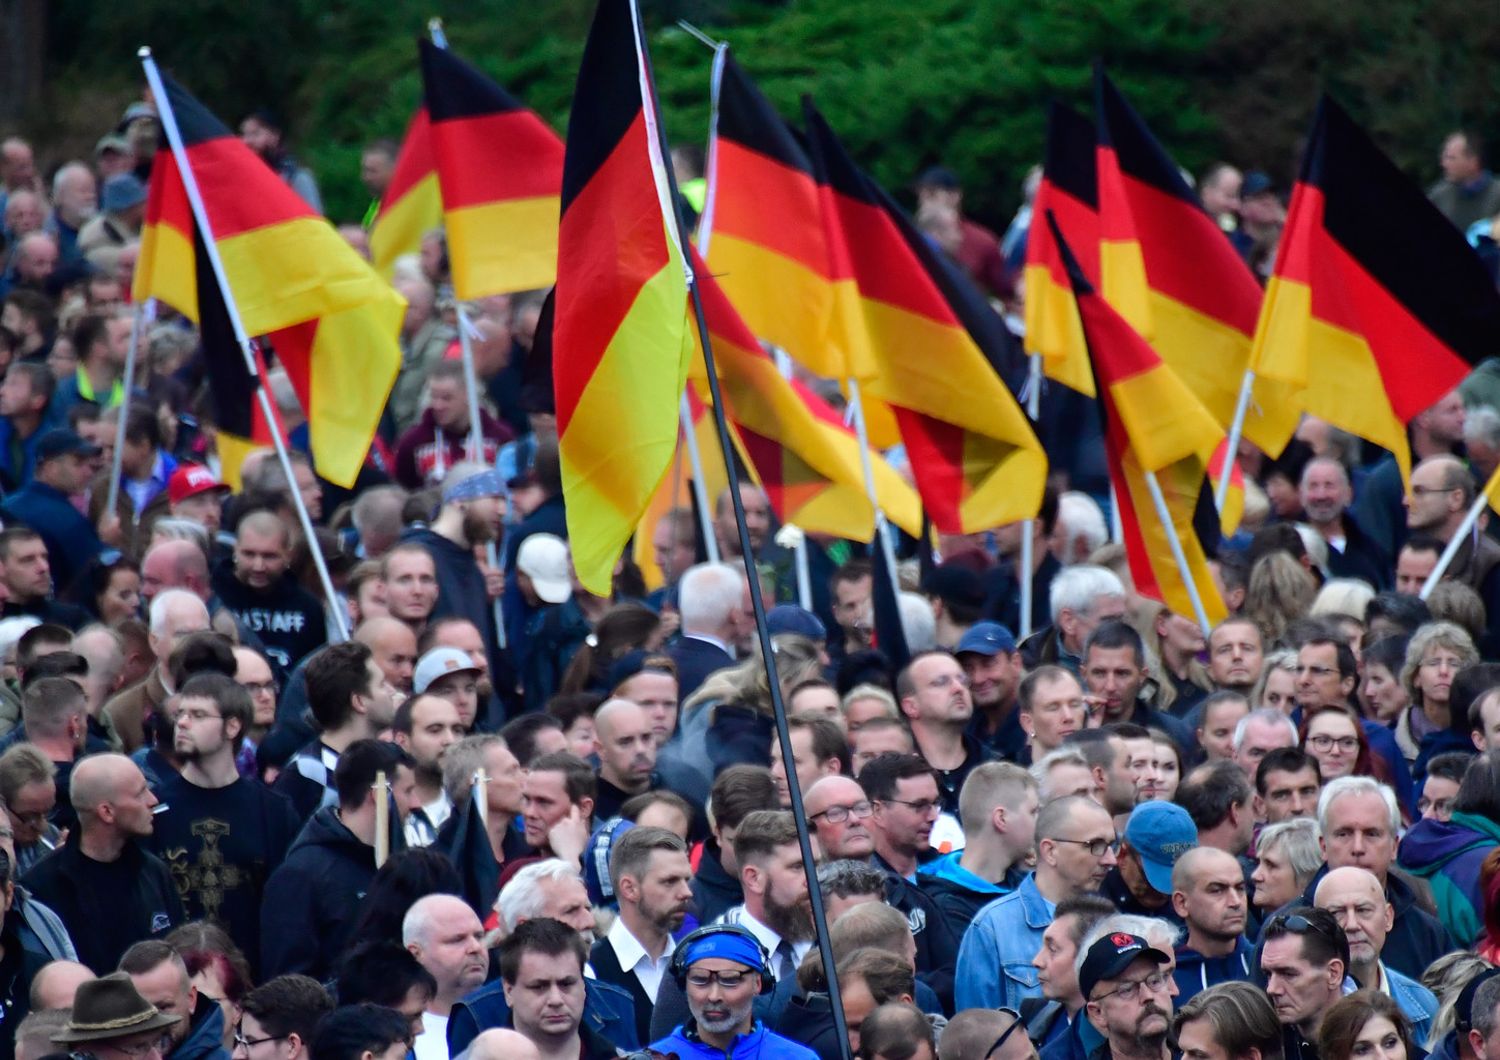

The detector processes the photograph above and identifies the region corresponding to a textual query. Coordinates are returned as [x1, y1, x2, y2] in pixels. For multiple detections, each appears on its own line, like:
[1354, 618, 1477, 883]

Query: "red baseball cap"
[168, 464, 230, 505]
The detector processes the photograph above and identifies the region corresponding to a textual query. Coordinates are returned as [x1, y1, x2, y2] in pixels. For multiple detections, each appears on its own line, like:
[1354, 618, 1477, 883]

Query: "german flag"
[369, 107, 442, 279]
[801, 100, 1046, 534]
[1024, 100, 1099, 398]
[707, 54, 875, 383]
[1049, 211, 1227, 625]
[1094, 71, 1300, 461]
[1251, 95, 1500, 489]
[554, 0, 692, 595]
[689, 250, 921, 541]
[133, 71, 403, 488]
[419, 39, 565, 300]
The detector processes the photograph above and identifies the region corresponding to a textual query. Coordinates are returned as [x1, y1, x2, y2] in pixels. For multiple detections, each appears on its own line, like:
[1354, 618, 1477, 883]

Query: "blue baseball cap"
[766, 605, 827, 642]
[1125, 801, 1198, 894]
[35, 428, 101, 462]
[582, 817, 635, 908]
[956, 621, 1017, 657]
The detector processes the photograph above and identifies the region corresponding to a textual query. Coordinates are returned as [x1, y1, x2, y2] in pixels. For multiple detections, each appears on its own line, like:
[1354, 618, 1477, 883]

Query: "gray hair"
[1049, 565, 1125, 625]
[816, 859, 888, 909]
[1465, 404, 1500, 450]
[897, 592, 937, 653]
[1318, 775, 1400, 837]
[495, 858, 585, 932]
[1075, 914, 1183, 985]
[678, 563, 744, 634]
[1232, 707, 1298, 753]
[50, 161, 92, 199]
[1056, 492, 1109, 561]
[402, 892, 466, 947]
[1472, 974, 1500, 1041]
[352, 485, 409, 534]
[1255, 817, 1324, 884]
[1030, 747, 1091, 798]
[148, 588, 208, 637]
[150, 518, 211, 554]
[442, 733, 504, 806]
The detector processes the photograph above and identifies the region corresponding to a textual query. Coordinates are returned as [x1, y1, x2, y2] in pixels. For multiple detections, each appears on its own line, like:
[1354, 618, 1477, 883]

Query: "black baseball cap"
[1078, 932, 1170, 1001]
[1456, 967, 1500, 1037]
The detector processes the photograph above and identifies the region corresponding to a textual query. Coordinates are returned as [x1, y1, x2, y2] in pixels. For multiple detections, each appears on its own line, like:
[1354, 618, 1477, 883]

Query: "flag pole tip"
[137, 46, 152, 59]
[427, 17, 442, 31]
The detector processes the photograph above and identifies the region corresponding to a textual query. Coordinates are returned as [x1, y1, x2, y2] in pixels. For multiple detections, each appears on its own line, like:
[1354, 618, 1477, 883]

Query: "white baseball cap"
[413, 647, 484, 695]
[516, 533, 572, 604]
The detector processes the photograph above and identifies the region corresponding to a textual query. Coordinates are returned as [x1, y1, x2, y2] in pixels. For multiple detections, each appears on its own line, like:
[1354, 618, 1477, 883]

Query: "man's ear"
[1171, 891, 1189, 918]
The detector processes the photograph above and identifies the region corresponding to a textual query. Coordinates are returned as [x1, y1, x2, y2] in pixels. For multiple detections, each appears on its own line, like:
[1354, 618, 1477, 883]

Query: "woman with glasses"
[1317, 990, 1418, 1060]
[1301, 705, 1393, 789]
[1395, 622, 1478, 768]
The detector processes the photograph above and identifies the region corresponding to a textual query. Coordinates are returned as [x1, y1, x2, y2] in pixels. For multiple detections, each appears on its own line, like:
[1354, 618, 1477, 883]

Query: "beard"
[763, 890, 814, 944]
[461, 508, 496, 546]
[1124, 1005, 1171, 1055]
[694, 995, 754, 1036]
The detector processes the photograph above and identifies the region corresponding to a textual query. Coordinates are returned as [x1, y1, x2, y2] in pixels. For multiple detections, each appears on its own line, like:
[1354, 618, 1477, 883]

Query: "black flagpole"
[633, 13, 853, 1058]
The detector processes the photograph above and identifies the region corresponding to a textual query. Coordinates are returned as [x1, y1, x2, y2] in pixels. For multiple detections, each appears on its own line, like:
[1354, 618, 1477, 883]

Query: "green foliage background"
[33, 0, 1500, 227]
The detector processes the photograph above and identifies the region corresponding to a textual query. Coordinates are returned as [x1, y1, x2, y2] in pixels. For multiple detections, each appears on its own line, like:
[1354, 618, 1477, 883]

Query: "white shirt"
[404, 792, 454, 848]
[413, 1012, 449, 1060]
[606, 915, 675, 1002]
[714, 905, 811, 981]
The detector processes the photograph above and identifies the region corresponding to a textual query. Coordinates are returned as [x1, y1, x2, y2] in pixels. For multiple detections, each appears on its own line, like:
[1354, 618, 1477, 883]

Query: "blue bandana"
[681, 929, 767, 975]
[443, 469, 507, 503]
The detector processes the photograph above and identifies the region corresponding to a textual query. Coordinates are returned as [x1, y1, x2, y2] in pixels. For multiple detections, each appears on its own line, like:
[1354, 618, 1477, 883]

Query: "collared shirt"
[124, 450, 171, 515]
[714, 905, 811, 981]
[404, 791, 453, 848]
[605, 914, 675, 1002]
[684, 631, 734, 658]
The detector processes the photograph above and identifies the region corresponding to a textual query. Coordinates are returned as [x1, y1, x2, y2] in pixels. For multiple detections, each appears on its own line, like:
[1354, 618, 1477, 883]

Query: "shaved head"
[70, 753, 138, 816]
[803, 775, 866, 817]
[593, 697, 646, 740]
[1171, 845, 1242, 892]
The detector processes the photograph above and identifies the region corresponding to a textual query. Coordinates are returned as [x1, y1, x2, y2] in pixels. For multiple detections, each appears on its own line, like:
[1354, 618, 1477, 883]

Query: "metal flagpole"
[1217, 367, 1255, 512]
[1142, 468, 1212, 635]
[1420, 491, 1488, 599]
[847, 378, 902, 597]
[641, 7, 851, 1053]
[680, 394, 721, 564]
[140, 47, 349, 642]
[104, 297, 154, 518]
[1018, 352, 1043, 638]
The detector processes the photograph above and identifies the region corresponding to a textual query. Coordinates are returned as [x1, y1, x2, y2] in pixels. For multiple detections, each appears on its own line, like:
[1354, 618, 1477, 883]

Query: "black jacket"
[21, 833, 184, 974]
[589, 933, 654, 1045]
[690, 840, 743, 924]
[1325, 512, 1391, 590]
[875, 858, 958, 1015]
[259, 806, 377, 981]
[669, 636, 736, 703]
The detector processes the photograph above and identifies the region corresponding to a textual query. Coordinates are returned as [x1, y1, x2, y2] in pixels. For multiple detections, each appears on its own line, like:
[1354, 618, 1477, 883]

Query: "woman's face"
[1141, 740, 1180, 802]
[1415, 645, 1464, 710]
[1265, 474, 1302, 518]
[101, 568, 142, 625]
[191, 966, 239, 1053]
[1261, 668, 1298, 714]
[1305, 711, 1360, 780]
[1250, 844, 1301, 909]
[1350, 1014, 1406, 1060]
[1359, 664, 1408, 723]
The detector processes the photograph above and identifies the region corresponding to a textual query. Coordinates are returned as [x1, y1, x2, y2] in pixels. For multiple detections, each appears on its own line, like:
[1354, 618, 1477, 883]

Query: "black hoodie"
[259, 806, 376, 981]
[211, 567, 326, 672]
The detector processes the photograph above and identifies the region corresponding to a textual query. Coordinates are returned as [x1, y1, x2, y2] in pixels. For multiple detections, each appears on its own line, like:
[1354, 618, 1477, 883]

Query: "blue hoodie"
[1172, 936, 1254, 1004]
[919, 850, 1023, 939]
[1399, 811, 1500, 946]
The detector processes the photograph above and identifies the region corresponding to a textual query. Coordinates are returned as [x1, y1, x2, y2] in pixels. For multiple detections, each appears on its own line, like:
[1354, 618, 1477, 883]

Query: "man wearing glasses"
[52, 972, 180, 1060]
[1077, 931, 1174, 1060]
[648, 924, 817, 1060]
[233, 973, 333, 1060]
[1257, 906, 1352, 1060]
[803, 776, 876, 862]
[956, 794, 1119, 1012]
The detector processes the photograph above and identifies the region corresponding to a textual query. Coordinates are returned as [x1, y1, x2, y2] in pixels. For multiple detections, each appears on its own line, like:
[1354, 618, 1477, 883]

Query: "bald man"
[1170, 847, 1251, 1002]
[804, 775, 876, 861]
[22, 754, 183, 973]
[592, 699, 658, 820]
[141, 538, 255, 650]
[1314, 866, 1439, 1041]
[104, 588, 211, 753]
[29, 960, 95, 1011]
[403, 893, 487, 1059]
[356, 616, 418, 697]
[211, 511, 326, 671]
[468, 1029, 541, 1060]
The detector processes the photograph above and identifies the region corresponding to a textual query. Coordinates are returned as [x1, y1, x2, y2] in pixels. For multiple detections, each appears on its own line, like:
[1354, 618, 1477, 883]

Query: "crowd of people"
[1, 92, 1500, 1060]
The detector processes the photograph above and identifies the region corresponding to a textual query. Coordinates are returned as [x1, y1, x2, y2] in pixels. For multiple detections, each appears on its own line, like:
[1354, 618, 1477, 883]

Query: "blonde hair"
[1244, 552, 1317, 647]
[683, 633, 824, 722]
[1249, 649, 1297, 711]
[1401, 621, 1479, 704]
[1311, 579, 1376, 622]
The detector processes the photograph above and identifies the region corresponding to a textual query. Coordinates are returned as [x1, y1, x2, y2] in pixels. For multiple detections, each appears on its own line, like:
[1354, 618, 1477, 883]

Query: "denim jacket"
[1384, 962, 1438, 1048]
[955, 871, 1054, 1011]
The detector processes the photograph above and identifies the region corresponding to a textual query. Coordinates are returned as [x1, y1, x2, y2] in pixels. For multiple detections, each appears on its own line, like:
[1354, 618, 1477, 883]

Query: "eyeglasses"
[983, 1008, 1025, 1060]
[240, 681, 279, 696]
[179, 708, 224, 724]
[1307, 734, 1359, 753]
[1295, 664, 1337, 678]
[1410, 484, 1460, 497]
[1052, 836, 1121, 858]
[1092, 970, 1171, 1003]
[685, 970, 752, 989]
[113, 1037, 170, 1058]
[811, 801, 873, 824]
[234, 1030, 287, 1050]
[879, 798, 942, 817]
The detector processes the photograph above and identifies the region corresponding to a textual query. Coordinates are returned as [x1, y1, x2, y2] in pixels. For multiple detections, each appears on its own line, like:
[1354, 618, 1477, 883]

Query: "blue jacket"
[919, 850, 1019, 940]
[0, 415, 51, 492]
[1399, 811, 1500, 947]
[955, 871, 1052, 1012]
[1384, 962, 1438, 1047]
[651, 1020, 820, 1060]
[0, 479, 106, 594]
[446, 976, 639, 1056]
[1172, 936, 1254, 1003]
[172, 994, 230, 1060]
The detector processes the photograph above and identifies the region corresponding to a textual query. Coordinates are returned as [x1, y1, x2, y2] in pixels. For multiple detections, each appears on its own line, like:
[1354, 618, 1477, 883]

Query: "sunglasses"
[984, 1008, 1033, 1060]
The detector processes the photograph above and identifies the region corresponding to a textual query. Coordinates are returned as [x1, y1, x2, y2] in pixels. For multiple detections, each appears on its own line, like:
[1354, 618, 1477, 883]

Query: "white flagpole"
[680, 393, 721, 564]
[846, 378, 901, 595]
[104, 298, 155, 518]
[1420, 492, 1487, 599]
[1217, 367, 1255, 512]
[1142, 468, 1212, 635]
[1018, 352, 1043, 638]
[139, 47, 348, 642]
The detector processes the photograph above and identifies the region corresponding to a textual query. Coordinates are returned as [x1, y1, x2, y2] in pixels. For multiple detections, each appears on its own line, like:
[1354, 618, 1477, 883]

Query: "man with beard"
[715, 811, 813, 1025]
[405, 894, 490, 1060]
[1299, 457, 1388, 588]
[1259, 906, 1351, 1060]
[150, 673, 300, 973]
[211, 511, 325, 672]
[650, 924, 817, 1060]
[1168, 848, 1251, 1003]
[393, 693, 465, 846]
[1079, 932, 1174, 1060]
[591, 699, 659, 822]
[403, 467, 513, 724]
[591, 827, 695, 1042]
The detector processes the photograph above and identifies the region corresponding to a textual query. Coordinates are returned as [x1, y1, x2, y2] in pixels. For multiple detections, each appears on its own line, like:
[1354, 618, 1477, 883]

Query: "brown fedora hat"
[53, 972, 181, 1044]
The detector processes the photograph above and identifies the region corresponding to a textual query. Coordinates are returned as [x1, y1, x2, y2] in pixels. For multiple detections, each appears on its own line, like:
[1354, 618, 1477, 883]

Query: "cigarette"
[153, 803, 170, 814]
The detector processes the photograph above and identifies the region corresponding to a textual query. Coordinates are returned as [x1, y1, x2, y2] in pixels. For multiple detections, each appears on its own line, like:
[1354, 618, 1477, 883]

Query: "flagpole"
[847, 378, 902, 604]
[1142, 468, 1212, 635]
[1018, 352, 1043, 639]
[680, 394, 721, 564]
[1217, 367, 1255, 511]
[1419, 491, 1487, 600]
[640, 7, 851, 1053]
[139, 47, 349, 643]
[104, 298, 153, 519]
